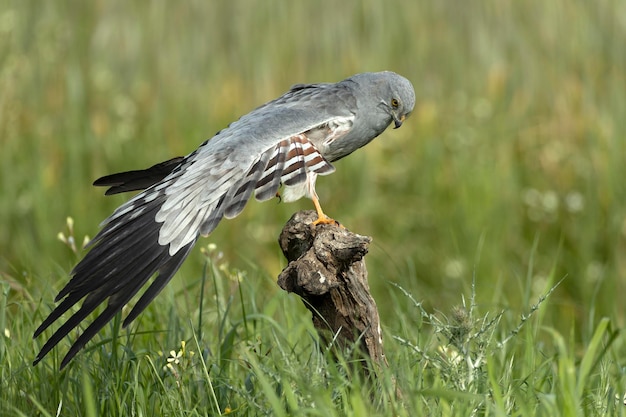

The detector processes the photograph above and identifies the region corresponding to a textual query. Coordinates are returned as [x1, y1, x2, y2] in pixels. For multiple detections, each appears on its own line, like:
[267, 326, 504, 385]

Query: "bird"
[33, 71, 415, 369]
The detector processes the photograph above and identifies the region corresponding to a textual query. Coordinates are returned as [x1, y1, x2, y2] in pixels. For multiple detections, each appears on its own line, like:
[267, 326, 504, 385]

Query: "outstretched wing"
[33, 81, 356, 369]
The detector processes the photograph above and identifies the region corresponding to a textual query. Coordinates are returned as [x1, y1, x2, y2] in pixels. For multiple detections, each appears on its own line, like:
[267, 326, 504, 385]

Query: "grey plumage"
[33, 71, 415, 369]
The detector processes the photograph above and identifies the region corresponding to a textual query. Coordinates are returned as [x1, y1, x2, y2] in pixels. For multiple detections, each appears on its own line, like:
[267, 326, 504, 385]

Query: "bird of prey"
[33, 71, 415, 369]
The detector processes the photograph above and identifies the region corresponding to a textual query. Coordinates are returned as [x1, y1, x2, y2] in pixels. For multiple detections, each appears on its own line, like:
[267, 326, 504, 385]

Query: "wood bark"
[277, 210, 388, 372]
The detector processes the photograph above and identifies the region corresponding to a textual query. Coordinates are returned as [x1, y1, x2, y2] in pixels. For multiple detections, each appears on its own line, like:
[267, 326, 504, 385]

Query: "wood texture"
[277, 210, 388, 371]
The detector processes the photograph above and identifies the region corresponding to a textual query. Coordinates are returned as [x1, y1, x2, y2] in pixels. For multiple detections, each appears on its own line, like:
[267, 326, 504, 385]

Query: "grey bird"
[33, 71, 415, 369]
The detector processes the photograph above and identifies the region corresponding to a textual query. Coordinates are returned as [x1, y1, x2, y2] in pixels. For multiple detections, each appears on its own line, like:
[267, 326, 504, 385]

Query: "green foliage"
[1, 0, 626, 415]
[3, 248, 624, 416]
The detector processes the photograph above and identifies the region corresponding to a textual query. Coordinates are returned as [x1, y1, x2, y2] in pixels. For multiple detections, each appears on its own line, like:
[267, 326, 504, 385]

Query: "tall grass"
[2, 0, 626, 415]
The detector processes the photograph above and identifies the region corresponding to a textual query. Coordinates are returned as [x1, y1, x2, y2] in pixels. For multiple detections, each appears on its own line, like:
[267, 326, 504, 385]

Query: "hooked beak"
[393, 114, 406, 129]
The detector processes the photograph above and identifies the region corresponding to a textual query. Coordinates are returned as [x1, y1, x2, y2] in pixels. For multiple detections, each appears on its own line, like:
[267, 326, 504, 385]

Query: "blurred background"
[1, 0, 625, 347]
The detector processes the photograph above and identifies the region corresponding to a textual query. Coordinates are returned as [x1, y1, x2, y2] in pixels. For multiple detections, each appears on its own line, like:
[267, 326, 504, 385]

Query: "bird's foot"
[312, 215, 344, 228]
[311, 194, 344, 228]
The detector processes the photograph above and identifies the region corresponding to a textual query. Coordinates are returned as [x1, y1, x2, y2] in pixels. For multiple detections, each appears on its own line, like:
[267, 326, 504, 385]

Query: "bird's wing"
[93, 157, 185, 195]
[33, 81, 356, 368]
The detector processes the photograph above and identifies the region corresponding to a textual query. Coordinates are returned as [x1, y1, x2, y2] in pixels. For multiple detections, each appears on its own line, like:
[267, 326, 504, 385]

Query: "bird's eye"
[391, 98, 399, 108]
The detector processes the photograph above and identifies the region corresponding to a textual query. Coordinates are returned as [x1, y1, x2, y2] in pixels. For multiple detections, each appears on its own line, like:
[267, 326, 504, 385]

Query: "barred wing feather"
[33, 113, 353, 369]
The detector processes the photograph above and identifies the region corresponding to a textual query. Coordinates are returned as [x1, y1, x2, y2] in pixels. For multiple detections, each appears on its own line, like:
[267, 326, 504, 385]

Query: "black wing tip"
[32, 340, 55, 368]
[92, 176, 124, 196]
[92, 176, 117, 187]
[31, 351, 56, 368]
[33, 347, 80, 369]
[93, 156, 185, 195]
[92, 177, 135, 196]
[32, 239, 196, 370]
[104, 186, 125, 196]
[32, 346, 77, 370]
[32, 324, 46, 340]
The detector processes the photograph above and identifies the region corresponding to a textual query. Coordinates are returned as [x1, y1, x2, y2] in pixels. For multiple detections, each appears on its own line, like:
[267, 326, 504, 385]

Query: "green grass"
[2, 0, 626, 415]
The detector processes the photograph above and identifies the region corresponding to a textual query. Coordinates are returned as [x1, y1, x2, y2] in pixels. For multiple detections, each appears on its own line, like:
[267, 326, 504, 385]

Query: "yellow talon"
[311, 195, 342, 227]
[312, 215, 340, 226]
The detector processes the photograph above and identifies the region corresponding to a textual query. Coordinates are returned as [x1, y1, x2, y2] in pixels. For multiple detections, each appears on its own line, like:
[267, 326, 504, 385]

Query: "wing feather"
[33, 79, 358, 369]
[32, 194, 197, 368]
[254, 140, 289, 201]
[223, 151, 272, 219]
[94, 157, 185, 195]
[159, 125, 343, 252]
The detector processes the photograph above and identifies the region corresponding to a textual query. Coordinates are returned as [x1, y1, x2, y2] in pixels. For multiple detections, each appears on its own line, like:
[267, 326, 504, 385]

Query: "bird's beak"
[393, 114, 406, 129]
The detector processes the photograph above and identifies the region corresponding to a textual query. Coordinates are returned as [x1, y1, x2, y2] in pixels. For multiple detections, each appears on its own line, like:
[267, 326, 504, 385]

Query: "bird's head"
[348, 71, 415, 132]
[379, 71, 415, 129]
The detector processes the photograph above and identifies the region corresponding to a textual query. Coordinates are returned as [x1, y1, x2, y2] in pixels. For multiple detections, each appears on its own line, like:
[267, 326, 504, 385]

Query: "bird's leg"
[311, 193, 343, 227]
[311, 194, 337, 225]
[308, 176, 341, 226]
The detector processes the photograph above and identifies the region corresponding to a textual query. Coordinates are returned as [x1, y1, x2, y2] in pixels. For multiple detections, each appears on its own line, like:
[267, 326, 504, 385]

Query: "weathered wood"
[277, 210, 388, 371]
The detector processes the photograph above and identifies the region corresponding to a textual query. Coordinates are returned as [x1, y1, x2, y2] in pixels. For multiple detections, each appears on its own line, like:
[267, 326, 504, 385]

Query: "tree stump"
[277, 210, 388, 373]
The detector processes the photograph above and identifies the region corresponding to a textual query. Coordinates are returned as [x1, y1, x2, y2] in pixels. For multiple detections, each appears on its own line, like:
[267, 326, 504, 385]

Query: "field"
[2, 1, 626, 415]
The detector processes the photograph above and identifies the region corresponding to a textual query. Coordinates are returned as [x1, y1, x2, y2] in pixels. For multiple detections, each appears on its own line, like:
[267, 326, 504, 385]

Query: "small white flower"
[167, 349, 182, 365]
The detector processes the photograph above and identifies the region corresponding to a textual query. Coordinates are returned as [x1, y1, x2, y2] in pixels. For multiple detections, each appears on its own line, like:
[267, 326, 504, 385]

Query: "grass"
[2, 0, 626, 415]
[4, 249, 624, 416]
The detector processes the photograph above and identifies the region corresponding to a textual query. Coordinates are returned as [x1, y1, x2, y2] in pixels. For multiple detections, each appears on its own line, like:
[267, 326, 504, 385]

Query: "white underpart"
[323, 117, 353, 147]
[282, 172, 318, 203]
